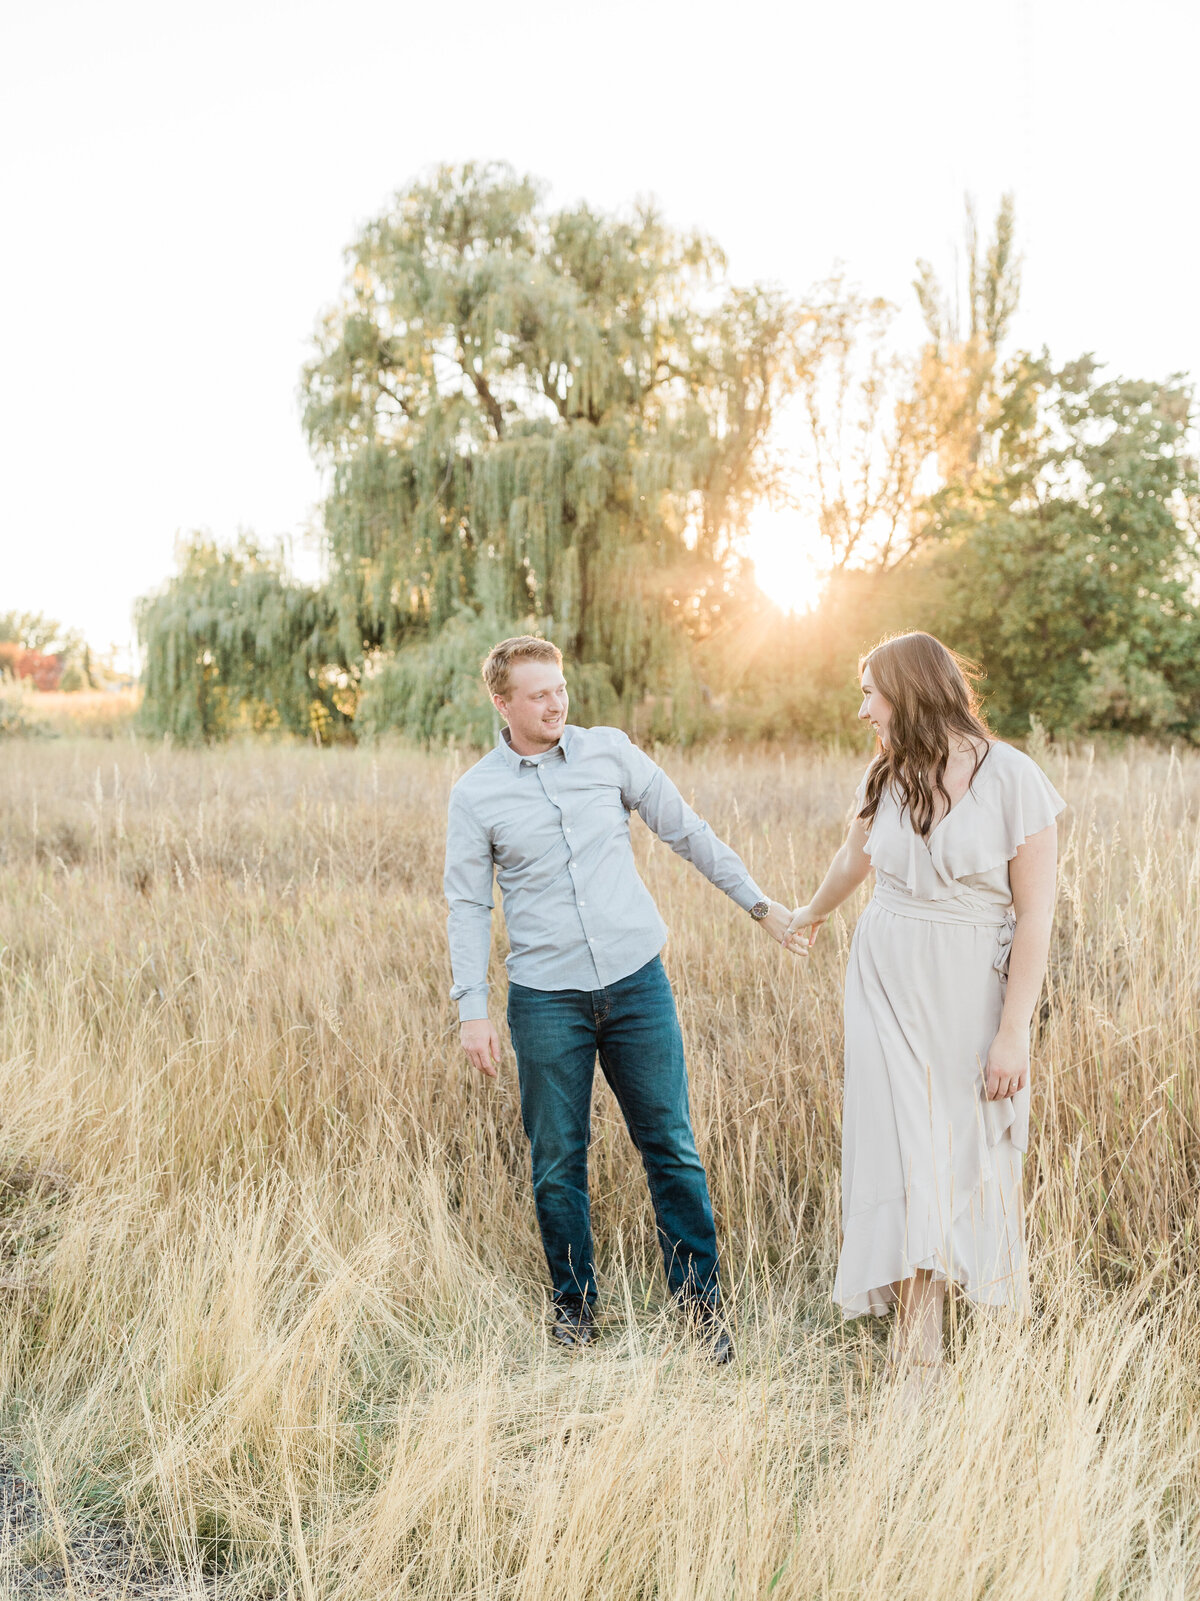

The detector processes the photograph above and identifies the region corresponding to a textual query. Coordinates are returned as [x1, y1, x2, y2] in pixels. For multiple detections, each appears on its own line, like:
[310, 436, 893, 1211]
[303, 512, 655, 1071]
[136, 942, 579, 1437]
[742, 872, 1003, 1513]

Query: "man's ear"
[491, 693, 508, 719]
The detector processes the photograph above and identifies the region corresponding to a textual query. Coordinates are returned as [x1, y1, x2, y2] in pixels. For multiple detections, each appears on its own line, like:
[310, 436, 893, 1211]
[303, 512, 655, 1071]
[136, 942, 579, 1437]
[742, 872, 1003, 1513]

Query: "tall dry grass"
[0, 736, 1196, 1597]
[0, 685, 139, 740]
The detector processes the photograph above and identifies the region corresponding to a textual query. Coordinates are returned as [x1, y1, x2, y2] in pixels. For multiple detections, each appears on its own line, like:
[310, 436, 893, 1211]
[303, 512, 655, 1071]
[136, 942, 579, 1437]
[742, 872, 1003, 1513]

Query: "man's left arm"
[620, 740, 793, 943]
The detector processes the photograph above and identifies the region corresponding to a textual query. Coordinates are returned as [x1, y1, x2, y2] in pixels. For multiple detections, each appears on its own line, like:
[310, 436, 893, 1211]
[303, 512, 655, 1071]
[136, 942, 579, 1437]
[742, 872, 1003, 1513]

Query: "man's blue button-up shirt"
[443, 724, 766, 1020]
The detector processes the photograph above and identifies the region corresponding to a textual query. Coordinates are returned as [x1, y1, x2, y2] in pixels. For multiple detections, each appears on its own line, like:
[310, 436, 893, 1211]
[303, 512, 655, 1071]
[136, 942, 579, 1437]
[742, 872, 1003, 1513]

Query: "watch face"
[751, 900, 771, 920]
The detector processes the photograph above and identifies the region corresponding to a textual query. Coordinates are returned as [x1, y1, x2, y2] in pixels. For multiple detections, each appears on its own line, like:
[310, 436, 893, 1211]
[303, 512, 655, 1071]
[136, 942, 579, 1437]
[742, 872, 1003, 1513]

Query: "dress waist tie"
[871, 884, 1017, 986]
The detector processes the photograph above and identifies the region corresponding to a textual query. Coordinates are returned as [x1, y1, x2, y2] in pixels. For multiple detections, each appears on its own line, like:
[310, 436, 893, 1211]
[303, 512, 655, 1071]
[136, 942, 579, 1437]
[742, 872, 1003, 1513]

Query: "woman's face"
[859, 666, 893, 745]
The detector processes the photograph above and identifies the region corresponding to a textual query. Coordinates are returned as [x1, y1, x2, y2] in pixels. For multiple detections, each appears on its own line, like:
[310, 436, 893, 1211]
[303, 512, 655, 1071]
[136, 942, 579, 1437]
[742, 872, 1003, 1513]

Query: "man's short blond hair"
[482, 636, 563, 701]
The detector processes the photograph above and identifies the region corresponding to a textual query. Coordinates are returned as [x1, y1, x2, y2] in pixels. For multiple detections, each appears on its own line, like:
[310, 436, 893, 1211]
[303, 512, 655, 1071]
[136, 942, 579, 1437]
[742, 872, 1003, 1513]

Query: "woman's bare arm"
[784, 813, 874, 949]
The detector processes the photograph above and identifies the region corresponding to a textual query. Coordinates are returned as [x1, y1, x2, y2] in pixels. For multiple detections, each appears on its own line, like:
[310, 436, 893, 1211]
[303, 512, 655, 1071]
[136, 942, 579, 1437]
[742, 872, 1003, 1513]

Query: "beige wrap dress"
[835, 740, 1065, 1318]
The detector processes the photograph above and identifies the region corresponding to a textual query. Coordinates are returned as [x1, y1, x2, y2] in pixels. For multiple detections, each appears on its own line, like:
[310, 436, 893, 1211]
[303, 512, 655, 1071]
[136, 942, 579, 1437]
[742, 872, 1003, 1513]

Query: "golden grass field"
[0, 686, 140, 741]
[0, 734, 1197, 1598]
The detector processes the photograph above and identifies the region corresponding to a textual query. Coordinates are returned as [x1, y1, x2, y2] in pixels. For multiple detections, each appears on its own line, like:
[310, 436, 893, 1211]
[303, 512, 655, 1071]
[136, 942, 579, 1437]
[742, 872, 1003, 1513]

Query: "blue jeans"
[506, 956, 720, 1310]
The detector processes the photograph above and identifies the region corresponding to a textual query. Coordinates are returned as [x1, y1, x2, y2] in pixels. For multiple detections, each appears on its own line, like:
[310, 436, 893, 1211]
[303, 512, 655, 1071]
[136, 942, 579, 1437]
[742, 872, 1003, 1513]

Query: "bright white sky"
[3, 0, 1197, 664]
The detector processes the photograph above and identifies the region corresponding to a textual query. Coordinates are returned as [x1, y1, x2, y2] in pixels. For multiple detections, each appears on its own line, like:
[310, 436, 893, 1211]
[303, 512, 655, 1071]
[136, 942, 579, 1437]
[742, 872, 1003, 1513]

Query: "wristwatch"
[749, 900, 772, 921]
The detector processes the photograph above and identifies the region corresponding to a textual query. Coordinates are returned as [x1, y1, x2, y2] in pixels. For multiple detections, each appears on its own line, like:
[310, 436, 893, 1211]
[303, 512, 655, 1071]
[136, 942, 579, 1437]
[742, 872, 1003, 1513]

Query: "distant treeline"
[0, 612, 105, 693]
[136, 164, 1200, 747]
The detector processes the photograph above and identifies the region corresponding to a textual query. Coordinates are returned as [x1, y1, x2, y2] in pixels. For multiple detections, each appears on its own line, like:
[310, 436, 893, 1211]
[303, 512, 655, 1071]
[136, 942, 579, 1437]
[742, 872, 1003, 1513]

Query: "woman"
[785, 633, 1064, 1376]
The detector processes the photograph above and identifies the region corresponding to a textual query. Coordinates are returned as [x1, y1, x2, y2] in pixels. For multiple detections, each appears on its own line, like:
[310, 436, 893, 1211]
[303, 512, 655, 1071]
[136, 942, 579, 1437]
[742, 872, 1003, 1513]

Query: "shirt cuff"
[456, 993, 491, 1023]
[729, 877, 767, 914]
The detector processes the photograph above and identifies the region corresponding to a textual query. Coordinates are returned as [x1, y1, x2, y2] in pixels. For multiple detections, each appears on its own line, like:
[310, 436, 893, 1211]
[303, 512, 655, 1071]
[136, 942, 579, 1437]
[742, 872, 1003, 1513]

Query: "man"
[443, 636, 794, 1362]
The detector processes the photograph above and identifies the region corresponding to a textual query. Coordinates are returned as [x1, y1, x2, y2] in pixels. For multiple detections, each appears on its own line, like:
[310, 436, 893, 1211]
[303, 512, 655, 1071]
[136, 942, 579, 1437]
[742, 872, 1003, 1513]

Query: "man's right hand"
[461, 1018, 502, 1079]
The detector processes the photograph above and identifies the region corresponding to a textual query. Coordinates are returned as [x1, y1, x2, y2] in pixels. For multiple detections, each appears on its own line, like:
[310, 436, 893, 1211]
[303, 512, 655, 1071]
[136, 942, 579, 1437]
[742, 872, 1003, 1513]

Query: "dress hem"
[834, 1266, 1029, 1321]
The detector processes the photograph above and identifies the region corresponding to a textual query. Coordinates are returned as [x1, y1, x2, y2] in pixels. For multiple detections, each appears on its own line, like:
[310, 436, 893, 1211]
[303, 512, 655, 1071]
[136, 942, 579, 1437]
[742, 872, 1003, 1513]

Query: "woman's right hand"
[784, 904, 826, 952]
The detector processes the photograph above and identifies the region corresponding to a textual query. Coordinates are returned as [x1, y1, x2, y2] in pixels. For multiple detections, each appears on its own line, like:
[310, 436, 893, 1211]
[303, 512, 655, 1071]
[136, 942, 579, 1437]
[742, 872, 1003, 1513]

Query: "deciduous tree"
[302, 162, 799, 735]
[929, 360, 1200, 737]
[136, 538, 351, 743]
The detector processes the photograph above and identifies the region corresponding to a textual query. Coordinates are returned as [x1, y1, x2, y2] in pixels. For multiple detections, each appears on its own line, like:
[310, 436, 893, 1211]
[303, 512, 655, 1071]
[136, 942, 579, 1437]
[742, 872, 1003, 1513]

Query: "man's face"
[495, 659, 569, 751]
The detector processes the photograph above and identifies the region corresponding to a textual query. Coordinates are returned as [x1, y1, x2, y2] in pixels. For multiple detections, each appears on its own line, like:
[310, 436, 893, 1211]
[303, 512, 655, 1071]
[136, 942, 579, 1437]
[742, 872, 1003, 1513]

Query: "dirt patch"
[0, 1454, 227, 1597]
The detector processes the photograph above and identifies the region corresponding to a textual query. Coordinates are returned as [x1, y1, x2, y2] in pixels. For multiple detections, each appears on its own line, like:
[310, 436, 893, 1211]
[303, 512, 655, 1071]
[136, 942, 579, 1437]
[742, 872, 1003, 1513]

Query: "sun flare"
[744, 504, 828, 615]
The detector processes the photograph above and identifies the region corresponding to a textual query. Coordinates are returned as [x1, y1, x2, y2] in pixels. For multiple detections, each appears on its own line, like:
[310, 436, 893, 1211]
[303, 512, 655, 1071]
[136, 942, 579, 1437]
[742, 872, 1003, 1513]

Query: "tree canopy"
[296, 161, 798, 734]
[930, 359, 1200, 737]
[135, 171, 1200, 747]
[136, 539, 350, 743]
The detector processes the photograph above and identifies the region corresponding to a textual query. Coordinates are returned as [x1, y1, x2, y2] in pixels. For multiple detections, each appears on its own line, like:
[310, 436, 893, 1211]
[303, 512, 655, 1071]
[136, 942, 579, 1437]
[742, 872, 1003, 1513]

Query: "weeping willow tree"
[135, 164, 797, 743]
[302, 161, 799, 737]
[136, 538, 352, 743]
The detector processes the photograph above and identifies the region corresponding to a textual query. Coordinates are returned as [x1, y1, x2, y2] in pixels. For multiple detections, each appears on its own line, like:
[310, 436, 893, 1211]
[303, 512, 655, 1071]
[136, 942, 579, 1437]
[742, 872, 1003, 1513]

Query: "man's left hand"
[758, 901, 804, 948]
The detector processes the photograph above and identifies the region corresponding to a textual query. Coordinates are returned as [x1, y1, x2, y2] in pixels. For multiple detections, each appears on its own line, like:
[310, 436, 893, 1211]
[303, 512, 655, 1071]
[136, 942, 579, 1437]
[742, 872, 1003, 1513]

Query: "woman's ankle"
[890, 1328, 944, 1370]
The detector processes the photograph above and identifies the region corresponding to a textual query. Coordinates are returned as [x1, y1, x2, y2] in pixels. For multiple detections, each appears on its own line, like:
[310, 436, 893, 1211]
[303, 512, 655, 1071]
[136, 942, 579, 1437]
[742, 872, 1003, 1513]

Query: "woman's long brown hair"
[859, 633, 993, 839]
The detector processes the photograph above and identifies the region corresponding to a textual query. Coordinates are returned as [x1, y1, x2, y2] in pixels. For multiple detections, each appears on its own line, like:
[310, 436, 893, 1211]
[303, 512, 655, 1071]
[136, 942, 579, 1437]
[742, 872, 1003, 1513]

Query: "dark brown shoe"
[679, 1299, 734, 1365]
[551, 1300, 595, 1351]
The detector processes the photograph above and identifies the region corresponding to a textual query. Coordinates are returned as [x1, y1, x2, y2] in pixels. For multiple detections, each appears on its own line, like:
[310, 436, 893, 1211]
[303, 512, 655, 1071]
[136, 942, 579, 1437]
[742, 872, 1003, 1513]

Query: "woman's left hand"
[784, 904, 825, 953]
[984, 1027, 1029, 1100]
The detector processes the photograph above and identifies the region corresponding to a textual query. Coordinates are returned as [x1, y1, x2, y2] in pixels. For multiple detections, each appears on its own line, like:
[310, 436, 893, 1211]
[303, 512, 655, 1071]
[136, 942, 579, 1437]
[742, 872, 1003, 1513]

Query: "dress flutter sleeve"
[998, 751, 1066, 859]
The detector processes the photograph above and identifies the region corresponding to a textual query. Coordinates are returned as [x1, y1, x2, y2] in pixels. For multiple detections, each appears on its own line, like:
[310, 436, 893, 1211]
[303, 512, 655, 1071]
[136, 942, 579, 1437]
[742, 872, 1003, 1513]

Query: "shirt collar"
[497, 724, 572, 770]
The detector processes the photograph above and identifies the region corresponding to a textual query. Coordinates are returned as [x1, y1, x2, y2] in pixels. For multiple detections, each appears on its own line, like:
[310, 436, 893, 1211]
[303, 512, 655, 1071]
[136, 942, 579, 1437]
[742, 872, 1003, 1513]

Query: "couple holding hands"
[444, 631, 1063, 1377]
